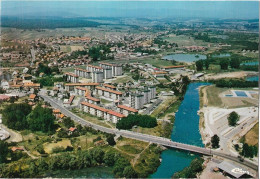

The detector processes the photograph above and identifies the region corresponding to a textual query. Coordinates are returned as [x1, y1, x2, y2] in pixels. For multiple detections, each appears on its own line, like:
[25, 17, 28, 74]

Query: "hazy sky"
[1, 1, 259, 19]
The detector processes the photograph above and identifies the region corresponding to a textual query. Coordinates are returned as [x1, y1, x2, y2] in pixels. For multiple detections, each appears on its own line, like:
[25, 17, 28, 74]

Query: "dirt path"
[114, 146, 137, 157]
[2, 125, 23, 143]
[132, 142, 151, 166]
[21, 146, 39, 159]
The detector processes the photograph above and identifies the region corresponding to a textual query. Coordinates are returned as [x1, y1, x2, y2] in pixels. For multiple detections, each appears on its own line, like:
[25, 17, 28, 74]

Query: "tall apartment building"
[130, 93, 144, 110]
[103, 68, 113, 79]
[92, 71, 104, 83]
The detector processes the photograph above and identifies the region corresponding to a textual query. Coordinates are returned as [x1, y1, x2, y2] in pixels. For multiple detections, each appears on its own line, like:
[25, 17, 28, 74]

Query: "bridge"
[39, 92, 258, 171]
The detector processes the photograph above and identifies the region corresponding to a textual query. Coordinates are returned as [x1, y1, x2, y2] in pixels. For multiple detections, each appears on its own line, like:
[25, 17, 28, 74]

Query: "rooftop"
[96, 86, 122, 95]
[117, 105, 138, 113]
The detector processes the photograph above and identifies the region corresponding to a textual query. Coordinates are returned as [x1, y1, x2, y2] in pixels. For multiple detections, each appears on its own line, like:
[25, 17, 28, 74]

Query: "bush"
[52, 146, 65, 153]
[116, 114, 157, 130]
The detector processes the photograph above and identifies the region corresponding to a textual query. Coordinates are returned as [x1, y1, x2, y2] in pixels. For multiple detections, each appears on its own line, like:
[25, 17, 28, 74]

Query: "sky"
[1, 1, 259, 19]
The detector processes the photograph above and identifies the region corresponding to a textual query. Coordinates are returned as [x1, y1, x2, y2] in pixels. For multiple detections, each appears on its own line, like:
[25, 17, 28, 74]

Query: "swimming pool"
[225, 94, 233, 97]
[234, 91, 247, 97]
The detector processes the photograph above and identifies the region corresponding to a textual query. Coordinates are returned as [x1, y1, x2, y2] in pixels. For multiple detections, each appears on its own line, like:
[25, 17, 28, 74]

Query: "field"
[243, 123, 259, 146]
[162, 34, 209, 47]
[151, 96, 177, 117]
[43, 139, 72, 153]
[204, 85, 258, 108]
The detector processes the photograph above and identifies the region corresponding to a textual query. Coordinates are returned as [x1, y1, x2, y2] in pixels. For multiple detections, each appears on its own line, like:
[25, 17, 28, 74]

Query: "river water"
[151, 82, 210, 178]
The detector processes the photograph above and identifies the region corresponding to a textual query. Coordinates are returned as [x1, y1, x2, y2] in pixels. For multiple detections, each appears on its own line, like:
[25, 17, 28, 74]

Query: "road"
[39, 91, 258, 171]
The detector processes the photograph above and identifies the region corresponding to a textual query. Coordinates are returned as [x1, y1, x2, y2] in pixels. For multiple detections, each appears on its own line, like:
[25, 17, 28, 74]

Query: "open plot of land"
[205, 71, 258, 80]
[243, 122, 259, 146]
[162, 34, 209, 47]
[205, 85, 258, 108]
[43, 139, 72, 154]
[151, 96, 176, 117]
[202, 106, 258, 155]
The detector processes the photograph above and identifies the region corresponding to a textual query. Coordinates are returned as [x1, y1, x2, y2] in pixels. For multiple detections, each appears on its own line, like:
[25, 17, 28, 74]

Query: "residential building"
[94, 86, 122, 100]
[92, 71, 104, 83]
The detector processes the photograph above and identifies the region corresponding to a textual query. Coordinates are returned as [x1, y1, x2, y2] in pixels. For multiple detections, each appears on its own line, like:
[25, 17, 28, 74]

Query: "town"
[0, 1, 259, 179]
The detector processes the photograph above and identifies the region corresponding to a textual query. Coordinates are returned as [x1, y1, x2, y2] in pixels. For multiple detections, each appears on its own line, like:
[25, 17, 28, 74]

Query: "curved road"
[39, 92, 258, 171]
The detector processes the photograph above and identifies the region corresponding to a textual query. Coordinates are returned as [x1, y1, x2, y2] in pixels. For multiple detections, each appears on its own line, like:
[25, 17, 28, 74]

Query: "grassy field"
[111, 75, 134, 83]
[43, 139, 72, 154]
[243, 123, 259, 146]
[151, 96, 176, 117]
[132, 121, 172, 138]
[205, 85, 226, 107]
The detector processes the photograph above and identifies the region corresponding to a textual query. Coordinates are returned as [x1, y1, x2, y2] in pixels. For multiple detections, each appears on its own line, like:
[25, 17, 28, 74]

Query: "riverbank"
[151, 83, 209, 178]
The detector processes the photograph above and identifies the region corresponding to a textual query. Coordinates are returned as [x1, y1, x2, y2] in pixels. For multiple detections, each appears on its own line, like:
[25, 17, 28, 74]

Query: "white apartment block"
[94, 86, 122, 100]
[80, 101, 125, 123]
[74, 68, 91, 78]
[117, 104, 138, 116]
[64, 72, 79, 83]
[92, 71, 104, 83]
[65, 83, 99, 91]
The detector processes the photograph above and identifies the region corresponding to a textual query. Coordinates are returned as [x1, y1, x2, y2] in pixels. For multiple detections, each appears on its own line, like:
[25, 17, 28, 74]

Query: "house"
[68, 127, 77, 135]
[11, 147, 24, 152]
[29, 94, 36, 101]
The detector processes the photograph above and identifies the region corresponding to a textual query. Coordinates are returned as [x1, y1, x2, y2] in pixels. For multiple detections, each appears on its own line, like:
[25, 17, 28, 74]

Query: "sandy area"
[205, 71, 258, 80]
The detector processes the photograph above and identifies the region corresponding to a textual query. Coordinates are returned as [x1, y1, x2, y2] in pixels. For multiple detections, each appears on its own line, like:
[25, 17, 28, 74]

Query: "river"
[151, 82, 210, 178]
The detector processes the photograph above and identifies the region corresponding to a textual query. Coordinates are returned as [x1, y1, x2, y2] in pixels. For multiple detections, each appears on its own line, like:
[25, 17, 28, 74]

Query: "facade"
[99, 62, 123, 76]
[94, 86, 122, 100]
[103, 84, 117, 90]
[149, 86, 156, 99]
[64, 72, 79, 83]
[103, 68, 113, 79]
[86, 65, 103, 72]
[92, 71, 104, 83]
[65, 83, 99, 91]
[85, 95, 100, 105]
[130, 93, 144, 110]
[80, 101, 125, 123]
[75, 86, 90, 96]
[117, 104, 138, 116]
[74, 68, 91, 78]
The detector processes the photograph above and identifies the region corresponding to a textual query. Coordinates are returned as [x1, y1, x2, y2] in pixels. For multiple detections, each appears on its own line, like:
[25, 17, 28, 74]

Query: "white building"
[74, 68, 91, 78]
[64, 72, 79, 83]
[94, 86, 122, 100]
[130, 93, 144, 110]
[92, 71, 104, 83]
[80, 101, 125, 123]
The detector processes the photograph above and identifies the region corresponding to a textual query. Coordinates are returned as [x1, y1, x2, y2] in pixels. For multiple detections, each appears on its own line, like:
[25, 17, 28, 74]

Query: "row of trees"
[0, 148, 137, 178]
[195, 58, 241, 71]
[2, 103, 55, 133]
[33, 76, 65, 87]
[241, 143, 258, 158]
[116, 114, 157, 130]
[213, 79, 258, 88]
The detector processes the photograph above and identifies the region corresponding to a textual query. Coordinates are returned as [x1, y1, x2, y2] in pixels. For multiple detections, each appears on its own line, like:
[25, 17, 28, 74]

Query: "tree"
[2, 103, 32, 130]
[241, 143, 258, 158]
[116, 114, 157, 130]
[27, 105, 55, 132]
[89, 148, 104, 164]
[220, 59, 229, 70]
[106, 134, 116, 146]
[123, 166, 137, 178]
[104, 150, 118, 166]
[195, 60, 204, 71]
[228, 111, 239, 126]
[0, 141, 9, 163]
[211, 134, 220, 148]
[204, 59, 210, 70]
[63, 117, 74, 128]
[230, 58, 240, 69]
